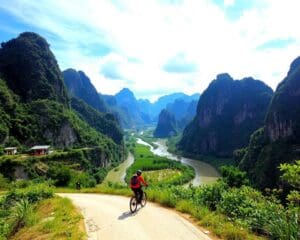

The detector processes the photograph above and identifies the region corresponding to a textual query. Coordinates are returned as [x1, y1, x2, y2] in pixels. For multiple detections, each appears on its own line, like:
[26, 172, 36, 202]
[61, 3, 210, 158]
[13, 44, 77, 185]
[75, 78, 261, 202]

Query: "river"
[137, 138, 220, 186]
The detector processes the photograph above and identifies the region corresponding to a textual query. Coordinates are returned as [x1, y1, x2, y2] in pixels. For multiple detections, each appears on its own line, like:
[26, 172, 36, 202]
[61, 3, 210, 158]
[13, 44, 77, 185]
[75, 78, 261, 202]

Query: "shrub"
[10, 199, 34, 235]
[0, 174, 9, 189]
[4, 183, 54, 205]
[93, 168, 108, 183]
[47, 163, 71, 186]
[0, 182, 53, 239]
[265, 205, 300, 240]
[69, 171, 96, 188]
[194, 181, 228, 210]
[220, 166, 249, 188]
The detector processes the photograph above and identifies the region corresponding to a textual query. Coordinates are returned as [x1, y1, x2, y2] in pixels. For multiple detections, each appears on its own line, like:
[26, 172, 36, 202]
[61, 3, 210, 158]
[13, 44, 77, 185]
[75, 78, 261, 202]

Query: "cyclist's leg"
[132, 188, 138, 200]
[137, 187, 143, 203]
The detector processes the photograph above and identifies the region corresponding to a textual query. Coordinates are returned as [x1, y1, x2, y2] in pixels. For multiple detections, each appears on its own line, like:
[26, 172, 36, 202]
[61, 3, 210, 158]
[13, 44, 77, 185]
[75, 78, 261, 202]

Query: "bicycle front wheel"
[130, 196, 137, 213]
[141, 192, 147, 207]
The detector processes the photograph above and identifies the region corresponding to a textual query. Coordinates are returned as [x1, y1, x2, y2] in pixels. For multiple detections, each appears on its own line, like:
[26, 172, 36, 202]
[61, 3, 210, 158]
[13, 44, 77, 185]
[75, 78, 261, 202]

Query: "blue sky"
[0, 0, 300, 101]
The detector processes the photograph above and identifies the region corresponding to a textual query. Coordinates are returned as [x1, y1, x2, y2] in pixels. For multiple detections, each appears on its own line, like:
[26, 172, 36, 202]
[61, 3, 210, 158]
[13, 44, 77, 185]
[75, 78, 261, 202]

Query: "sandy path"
[60, 193, 211, 240]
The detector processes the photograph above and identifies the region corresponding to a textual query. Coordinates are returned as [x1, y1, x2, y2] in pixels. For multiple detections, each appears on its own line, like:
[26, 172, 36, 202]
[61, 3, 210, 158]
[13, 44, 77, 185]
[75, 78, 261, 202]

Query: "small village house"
[4, 147, 17, 155]
[30, 145, 51, 156]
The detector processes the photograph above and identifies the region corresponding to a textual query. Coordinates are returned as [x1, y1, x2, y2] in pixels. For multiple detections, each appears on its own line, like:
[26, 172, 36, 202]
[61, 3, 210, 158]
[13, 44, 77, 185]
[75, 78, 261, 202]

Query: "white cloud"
[1, 0, 300, 99]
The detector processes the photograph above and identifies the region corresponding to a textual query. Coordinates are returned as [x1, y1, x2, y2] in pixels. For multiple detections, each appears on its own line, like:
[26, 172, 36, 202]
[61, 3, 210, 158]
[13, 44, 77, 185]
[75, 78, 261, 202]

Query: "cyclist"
[130, 170, 148, 203]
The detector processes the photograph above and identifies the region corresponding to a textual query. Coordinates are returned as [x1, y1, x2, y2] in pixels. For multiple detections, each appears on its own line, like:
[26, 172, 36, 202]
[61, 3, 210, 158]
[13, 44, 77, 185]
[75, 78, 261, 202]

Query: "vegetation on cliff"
[238, 57, 300, 189]
[178, 73, 273, 157]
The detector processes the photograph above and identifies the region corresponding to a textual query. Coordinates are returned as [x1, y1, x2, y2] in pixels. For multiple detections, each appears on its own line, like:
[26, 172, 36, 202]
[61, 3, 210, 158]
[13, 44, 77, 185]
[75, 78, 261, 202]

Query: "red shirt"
[130, 175, 147, 189]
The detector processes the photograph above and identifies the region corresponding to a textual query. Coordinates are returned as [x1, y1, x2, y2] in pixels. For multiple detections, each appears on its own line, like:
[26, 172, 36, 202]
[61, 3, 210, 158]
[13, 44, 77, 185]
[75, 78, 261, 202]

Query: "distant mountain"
[178, 73, 273, 157]
[0, 32, 69, 106]
[100, 93, 133, 128]
[63, 69, 107, 112]
[101, 89, 200, 128]
[151, 92, 200, 117]
[114, 88, 152, 128]
[166, 99, 198, 129]
[153, 109, 177, 138]
[137, 98, 152, 118]
[238, 56, 300, 189]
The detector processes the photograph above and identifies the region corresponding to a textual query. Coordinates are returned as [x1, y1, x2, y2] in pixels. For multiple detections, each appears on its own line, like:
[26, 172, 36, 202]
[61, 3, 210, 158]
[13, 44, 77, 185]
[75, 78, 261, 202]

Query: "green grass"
[143, 169, 182, 184]
[10, 197, 86, 240]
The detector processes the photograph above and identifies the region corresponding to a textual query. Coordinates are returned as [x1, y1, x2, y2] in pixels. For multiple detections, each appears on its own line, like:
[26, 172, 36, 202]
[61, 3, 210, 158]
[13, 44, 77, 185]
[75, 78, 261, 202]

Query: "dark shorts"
[131, 187, 143, 202]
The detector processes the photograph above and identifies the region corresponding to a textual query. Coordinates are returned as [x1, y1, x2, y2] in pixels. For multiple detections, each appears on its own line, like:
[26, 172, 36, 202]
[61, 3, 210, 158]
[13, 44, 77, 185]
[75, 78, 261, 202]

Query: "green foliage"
[0, 32, 69, 105]
[238, 128, 298, 189]
[68, 171, 96, 188]
[193, 181, 228, 210]
[220, 165, 249, 188]
[93, 168, 108, 183]
[47, 163, 71, 186]
[0, 156, 17, 180]
[0, 182, 53, 239]
[71, 97, 123, 144]
[280, 160, 300, 189]
[0, 174, 10, 189]
[10, 199, 34, 236]
[4, 183, 54, 204]
[280, 160, 300, 206]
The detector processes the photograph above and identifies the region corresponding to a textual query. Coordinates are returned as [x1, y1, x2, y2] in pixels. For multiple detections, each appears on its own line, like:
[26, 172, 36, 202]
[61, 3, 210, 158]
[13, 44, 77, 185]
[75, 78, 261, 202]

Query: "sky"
[0, 0, 300, 102]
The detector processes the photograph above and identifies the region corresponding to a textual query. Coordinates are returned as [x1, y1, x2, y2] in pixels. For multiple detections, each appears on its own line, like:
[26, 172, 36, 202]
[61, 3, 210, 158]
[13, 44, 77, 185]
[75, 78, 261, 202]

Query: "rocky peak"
[0, 32, 69, 106]
[288, 56, 300, 76]
[179, 74, 273, 157]
[266, 56, 300, 141]
[153, 109, 177, 138]
[63, 69, 107, 112]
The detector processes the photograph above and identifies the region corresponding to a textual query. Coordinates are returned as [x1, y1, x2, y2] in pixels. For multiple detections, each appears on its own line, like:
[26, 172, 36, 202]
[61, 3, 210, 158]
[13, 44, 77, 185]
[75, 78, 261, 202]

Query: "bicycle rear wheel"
[130, 196, 137, 213]
[141, 192, 147, 207]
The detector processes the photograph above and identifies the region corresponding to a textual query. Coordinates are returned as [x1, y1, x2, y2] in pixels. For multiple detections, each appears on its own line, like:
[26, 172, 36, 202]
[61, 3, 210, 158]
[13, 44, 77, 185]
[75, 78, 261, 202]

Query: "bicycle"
[129, 189, 147, 213]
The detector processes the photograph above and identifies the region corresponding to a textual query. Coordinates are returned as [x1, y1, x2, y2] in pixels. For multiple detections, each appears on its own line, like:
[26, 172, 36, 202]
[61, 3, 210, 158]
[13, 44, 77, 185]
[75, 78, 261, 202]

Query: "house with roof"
[4, 147, 17, 155]
[30, 145, 51, 156]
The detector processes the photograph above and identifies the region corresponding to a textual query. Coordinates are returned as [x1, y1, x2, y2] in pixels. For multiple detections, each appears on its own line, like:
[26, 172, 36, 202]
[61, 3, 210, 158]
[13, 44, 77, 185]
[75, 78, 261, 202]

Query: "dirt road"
[60, 193, 212, 240]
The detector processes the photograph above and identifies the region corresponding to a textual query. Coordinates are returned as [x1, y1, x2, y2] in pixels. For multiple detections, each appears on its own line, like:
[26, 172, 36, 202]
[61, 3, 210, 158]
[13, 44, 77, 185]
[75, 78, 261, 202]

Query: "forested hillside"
[0, 32, 122, 158]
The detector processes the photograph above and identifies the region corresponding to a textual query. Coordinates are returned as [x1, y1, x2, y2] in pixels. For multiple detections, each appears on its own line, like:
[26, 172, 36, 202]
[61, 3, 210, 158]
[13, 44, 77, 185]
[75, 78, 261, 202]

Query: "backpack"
[131, 175, 139, 185]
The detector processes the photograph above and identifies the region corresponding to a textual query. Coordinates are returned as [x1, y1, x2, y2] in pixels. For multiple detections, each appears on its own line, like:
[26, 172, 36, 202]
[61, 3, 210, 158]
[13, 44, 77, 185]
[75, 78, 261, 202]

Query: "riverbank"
[103, 152, 134, 184]
[137, 138, 220, 186]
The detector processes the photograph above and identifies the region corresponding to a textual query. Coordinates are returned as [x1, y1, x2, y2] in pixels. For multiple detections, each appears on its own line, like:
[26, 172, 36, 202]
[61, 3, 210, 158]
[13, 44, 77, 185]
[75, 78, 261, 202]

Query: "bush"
[10, 199, 34, 235]
[194, 181, 228, 210]
[69, 171, 96, 188]
[4, 183, 54, 205]
[93, 168, 108, 183]
[47, 163, 71, 186]
[0, 174, 9, 189]
[0, 182, 53, 239]
[220, 166, 249, 188]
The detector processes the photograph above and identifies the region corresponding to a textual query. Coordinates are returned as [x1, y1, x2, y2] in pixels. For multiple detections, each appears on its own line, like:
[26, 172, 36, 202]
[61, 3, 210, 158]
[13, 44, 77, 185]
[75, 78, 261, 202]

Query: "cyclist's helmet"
[136, 170, 142, 176]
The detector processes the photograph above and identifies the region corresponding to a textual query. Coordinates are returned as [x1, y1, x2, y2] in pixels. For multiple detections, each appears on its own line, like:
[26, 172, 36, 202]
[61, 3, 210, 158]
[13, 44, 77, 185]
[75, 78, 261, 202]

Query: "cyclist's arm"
[139, 176, 148, 186]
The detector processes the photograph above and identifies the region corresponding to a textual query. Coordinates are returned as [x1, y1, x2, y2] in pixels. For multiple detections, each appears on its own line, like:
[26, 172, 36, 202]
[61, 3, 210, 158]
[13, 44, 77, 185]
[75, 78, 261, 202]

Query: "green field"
[126, 143, 195, 186]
